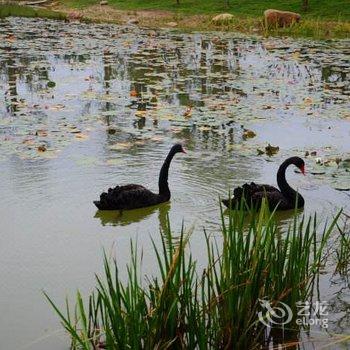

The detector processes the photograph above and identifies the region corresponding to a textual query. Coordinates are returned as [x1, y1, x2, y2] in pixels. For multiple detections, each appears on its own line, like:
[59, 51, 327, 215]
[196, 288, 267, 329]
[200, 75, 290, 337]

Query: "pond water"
[0, 17, 349, 349]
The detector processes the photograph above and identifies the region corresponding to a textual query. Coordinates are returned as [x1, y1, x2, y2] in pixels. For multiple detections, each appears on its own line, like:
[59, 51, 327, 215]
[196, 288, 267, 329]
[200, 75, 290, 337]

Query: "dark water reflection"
[94, 202, 170, 229]
[0, 17, 349, 349]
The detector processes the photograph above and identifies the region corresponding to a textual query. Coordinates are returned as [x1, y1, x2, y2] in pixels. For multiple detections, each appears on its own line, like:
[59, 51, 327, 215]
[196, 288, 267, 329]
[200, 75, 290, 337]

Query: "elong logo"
[257, 299, 329, 329]
[258, 299, 293, 327]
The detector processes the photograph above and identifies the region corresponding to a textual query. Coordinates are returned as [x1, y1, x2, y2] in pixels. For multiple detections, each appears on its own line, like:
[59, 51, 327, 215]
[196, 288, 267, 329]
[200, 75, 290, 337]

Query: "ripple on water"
[0, 17, 350, 349]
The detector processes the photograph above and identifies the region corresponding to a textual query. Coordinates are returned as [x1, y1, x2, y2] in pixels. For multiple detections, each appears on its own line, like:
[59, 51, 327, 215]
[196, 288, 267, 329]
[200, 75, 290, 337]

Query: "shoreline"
[1, 2, 349, 39]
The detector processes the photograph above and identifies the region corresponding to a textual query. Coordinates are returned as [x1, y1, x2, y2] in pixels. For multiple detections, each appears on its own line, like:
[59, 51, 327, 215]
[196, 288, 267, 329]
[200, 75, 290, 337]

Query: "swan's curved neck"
[158, 150, 176, 200]
[277, 159, 304, 206]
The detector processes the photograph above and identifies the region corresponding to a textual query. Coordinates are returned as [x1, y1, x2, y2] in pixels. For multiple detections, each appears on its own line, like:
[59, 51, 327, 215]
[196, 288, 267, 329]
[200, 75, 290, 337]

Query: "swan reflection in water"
[94, 202, 171, 230]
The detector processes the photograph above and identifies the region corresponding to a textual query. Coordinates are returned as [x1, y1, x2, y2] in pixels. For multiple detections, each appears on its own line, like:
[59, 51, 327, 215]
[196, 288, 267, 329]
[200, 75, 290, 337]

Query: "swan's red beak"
[300, 165, 306, 175]
[181, 147, 187, 154]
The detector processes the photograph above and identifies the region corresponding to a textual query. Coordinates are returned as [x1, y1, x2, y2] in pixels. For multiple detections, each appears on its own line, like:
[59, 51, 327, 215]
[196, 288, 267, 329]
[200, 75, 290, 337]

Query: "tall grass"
[263, 18, 350, 39]
[45, 202, 341, 349]
[335, 213, 350, 275]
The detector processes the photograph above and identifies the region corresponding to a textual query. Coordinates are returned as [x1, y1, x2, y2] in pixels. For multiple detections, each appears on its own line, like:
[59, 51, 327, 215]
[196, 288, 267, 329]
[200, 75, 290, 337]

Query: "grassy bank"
[58, 0, 350, 39]
[1, 0, 349, 38]
[0, 3, 66, 20]
[61, 0, 350, 21]
[45, 203, 343, 349]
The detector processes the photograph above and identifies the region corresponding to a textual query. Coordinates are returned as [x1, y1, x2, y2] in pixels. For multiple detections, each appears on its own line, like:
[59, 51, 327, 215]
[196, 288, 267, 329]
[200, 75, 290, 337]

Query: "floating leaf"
[47, 81, 56, 88]
[35, 130, 48, 137]
[183, 107, 192, 118]
[75, 133, 89, 140]
[135, 111, 147, 117]
[109, 142, 133, 151]
[49, 104, 65, 111]
[242, 129, 256, 140]
[37, 145, 47, 152]
[265, 144, 279, 156]
[106, 158, 123, 166]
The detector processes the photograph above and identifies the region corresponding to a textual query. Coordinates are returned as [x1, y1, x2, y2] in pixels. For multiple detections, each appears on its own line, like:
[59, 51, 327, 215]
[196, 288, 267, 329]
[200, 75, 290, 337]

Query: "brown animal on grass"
[264, 9, 301, 28]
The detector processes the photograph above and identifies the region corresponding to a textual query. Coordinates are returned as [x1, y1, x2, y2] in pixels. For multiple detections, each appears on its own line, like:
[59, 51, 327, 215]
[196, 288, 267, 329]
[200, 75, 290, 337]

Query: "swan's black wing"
[222, 182, 280, 209]
[249, 182, 304, 210]
[249, 183, 279, 193]
[94, 184, 163, 210]
[250, 190, 292, 210]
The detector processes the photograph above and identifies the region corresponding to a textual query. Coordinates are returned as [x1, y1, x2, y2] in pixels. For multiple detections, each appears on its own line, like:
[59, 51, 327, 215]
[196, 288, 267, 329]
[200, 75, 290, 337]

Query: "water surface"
[0, 17, 349, 349]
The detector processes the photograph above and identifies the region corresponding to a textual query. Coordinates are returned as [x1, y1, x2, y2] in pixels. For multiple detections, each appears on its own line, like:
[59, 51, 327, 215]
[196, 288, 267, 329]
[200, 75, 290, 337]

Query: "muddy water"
[0, 17, 349, 349]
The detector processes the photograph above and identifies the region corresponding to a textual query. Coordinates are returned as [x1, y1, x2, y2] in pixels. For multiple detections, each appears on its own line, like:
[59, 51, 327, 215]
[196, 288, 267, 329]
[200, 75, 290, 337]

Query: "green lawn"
[0, 3, 66, 19]
[63, 0, 350, 21]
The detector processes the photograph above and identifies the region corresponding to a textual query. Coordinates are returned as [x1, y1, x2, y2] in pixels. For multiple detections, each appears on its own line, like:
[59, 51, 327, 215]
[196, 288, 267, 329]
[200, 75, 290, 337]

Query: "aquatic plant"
[45, 202, 340, 349]
[335, 213, 350, 275]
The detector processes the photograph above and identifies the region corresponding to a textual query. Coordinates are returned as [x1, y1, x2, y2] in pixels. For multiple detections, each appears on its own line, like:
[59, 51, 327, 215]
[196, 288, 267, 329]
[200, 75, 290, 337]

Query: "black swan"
[94, 144, 186, 210]
[222, 156, 305, 210]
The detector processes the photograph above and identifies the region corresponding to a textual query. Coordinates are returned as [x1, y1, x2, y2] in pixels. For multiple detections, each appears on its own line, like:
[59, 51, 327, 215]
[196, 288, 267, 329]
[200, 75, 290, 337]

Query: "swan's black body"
[94, 144, 185, 210]
[222, 157, 305, 210]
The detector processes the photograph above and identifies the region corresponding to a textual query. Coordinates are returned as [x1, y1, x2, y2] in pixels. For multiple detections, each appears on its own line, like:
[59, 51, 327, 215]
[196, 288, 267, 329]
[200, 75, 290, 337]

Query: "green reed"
[335, 214, 350, 275]
[45, 201, 341, 349]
